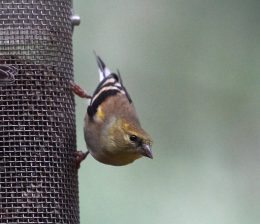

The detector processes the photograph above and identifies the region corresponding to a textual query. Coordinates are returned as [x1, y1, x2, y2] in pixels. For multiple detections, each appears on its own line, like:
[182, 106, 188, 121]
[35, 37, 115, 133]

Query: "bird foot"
[70, 81, 92, 99]
[75, 151, 89, 169]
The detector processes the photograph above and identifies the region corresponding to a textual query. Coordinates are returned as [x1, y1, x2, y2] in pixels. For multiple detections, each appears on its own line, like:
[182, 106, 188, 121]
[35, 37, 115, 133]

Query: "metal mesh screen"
[0, 1, 79, 223]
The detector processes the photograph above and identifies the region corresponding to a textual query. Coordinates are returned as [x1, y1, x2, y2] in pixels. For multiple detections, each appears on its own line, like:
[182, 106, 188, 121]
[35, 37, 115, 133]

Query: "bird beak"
[141, 144, 153, 159]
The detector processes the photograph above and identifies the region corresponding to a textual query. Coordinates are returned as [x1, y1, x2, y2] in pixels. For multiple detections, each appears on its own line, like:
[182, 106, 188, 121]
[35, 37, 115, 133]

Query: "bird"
[71, 54, 153, 166]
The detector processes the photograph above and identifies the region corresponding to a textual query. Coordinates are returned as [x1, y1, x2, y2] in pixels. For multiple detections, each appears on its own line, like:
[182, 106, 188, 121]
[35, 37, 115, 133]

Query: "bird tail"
[94, 52, 111, 81]
[87, 53, 132, 117]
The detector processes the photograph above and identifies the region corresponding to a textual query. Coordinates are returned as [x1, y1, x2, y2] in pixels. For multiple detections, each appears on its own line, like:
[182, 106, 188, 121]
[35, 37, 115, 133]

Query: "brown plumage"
[73, 54, 153, 166]
[85, 92, 152, 165]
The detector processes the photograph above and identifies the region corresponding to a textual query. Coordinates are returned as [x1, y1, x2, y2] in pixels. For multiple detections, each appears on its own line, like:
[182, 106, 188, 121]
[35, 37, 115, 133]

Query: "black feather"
[94, 52, 107, 79]
[87, 73, 132, 117]
[87, 89, 119, 117]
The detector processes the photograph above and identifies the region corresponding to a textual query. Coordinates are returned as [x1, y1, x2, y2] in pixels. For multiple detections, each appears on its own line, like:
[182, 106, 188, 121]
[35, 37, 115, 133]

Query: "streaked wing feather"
[88, 55, 132, 117]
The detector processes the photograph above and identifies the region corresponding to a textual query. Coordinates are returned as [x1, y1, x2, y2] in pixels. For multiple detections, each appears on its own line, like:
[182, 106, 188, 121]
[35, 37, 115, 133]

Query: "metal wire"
[0, 1, 79, 223]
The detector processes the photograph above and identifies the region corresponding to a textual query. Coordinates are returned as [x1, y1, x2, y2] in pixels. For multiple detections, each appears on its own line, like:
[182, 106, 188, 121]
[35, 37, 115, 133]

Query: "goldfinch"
[72, 54, 153, 166]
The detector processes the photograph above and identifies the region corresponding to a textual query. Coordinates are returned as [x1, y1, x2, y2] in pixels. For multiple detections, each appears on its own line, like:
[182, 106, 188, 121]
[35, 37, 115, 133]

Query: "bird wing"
[87, 55, 132, 117]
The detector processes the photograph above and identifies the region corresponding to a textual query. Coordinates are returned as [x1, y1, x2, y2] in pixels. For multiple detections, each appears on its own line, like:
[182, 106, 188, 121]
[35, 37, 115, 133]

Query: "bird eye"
[129, 135, 138, 142]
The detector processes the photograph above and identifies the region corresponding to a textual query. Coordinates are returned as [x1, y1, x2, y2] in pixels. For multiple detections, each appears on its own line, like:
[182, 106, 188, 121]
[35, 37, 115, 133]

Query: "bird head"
[107, 118, 153, 162]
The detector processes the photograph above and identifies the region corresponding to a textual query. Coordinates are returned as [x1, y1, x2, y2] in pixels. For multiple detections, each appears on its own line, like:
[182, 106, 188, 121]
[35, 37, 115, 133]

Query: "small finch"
[72, 54, 153, 166]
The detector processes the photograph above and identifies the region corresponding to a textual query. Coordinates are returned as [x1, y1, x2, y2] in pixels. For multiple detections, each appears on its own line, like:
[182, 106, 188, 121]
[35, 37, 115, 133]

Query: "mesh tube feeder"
[0, 1, 80, 223]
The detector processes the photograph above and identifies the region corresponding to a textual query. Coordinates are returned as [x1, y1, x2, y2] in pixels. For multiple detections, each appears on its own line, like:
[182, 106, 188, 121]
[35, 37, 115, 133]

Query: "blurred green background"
[73, 1, 260, 224]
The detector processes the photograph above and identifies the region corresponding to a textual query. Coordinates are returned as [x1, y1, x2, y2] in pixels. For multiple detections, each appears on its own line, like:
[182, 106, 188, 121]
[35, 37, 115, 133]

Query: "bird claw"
[70, 81, 92, 99]
[75, 151, 89, 169]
